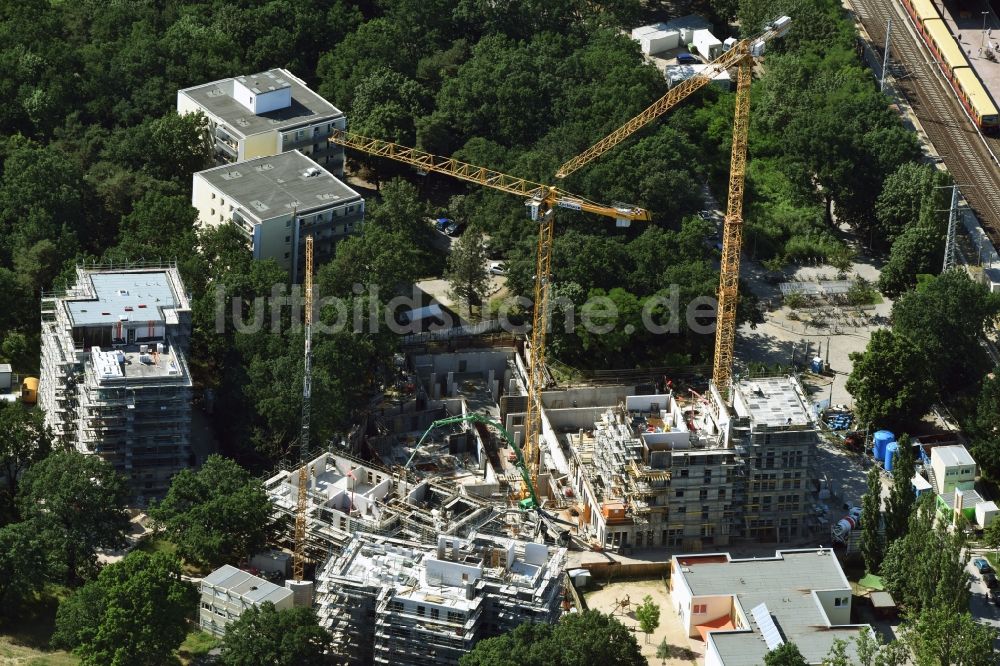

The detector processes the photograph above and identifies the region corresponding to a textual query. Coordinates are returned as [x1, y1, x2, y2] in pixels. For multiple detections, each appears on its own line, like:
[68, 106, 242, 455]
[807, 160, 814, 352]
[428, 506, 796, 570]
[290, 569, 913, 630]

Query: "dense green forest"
[0, 0, 933, 470]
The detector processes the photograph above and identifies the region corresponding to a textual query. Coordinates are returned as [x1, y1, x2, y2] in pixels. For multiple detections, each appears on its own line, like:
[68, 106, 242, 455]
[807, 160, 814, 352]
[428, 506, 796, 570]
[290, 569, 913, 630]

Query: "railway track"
[851, 0, 1000, 239]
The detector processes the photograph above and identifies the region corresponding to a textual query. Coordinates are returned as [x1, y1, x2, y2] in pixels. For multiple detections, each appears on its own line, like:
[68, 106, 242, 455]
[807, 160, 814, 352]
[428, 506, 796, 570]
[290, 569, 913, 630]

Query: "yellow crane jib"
[329, 129, 649, 504]
[554, 16, 792, 180]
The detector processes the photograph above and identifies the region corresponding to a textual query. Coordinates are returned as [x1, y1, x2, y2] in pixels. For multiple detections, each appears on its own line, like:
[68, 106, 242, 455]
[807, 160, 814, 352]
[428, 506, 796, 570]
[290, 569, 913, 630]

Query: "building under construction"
[39, 266, 193, 500]
[314, 532, 566, 666]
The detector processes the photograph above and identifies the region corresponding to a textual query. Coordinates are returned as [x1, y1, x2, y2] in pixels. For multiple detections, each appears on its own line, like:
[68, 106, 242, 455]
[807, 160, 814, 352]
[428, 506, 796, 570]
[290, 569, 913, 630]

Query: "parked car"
[974, 558, 993, 574]
[698, 210, 714, 220]
[984, 572, 998, 589]
[488, 261, 507, 276]
[435, 218, 452, 231]
[445, 222, 465, 236]
[677, 52, 699, 64]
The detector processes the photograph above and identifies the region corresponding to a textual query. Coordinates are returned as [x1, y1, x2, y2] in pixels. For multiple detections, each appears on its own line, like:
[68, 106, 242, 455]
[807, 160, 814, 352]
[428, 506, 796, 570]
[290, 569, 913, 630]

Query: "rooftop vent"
[249, 200, 269, 212]
[221, 170, 243, 181]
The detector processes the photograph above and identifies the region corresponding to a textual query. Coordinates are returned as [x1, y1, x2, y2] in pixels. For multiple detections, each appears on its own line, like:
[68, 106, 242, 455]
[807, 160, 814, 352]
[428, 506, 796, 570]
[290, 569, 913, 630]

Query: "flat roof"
[89, 347, 189, 383]
[202, 564, 292, 606]
[677, 549, 858, 665]
[197, 150, 361, 221]
[734, 376, 812, 427]
[931, 444, 975, 467]
[66, 271, 178, 327]
[179, 68, 343, 137]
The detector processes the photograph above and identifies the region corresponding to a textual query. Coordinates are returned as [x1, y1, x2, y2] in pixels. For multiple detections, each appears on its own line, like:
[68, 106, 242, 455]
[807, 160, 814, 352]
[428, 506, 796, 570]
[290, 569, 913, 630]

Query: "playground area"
[584, 578, 699, 665]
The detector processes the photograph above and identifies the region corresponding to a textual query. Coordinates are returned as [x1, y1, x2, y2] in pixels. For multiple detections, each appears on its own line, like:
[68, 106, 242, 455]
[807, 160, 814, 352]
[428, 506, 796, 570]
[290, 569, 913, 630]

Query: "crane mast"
[328, 130, 648, 504]
[555, 18, 790, 399]
[712, 58, 752, 400]
[292, 234, 314, 582]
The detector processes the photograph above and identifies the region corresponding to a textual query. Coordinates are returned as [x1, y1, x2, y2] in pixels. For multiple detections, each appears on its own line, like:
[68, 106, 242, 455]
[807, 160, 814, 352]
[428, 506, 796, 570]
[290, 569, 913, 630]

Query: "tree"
[149, 455, 273, 569]
[892, 270, 1000, 393]
[0, 521, 46, 618]
[845, 329, 936, 431]
[460, 610, 645, 666]
[874, 162, 949, 246]
[854, 627, 908, 666]
[877, 218, 945, 299]
[884, 434, 916, 542]
[0, 401, 52, 522]
[860, 466, 884, 574]
[446, 227, 490, 314]
[764, 642, 809, 666]
[51, 551, 196, 666]
[901, 606, 997, 666]
[16, 450, 129, 583]
[823, 638, 851, 666]
[984, 517, 1000, 561]
[880, 494, 969, 614]
[219, 601, 334, 666]
[635, 594, 660, 642]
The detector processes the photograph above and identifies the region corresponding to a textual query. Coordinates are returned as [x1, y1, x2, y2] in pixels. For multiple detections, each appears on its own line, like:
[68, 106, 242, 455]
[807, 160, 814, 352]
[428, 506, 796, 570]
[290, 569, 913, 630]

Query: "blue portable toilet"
[884, 441, 900, 472]
[811, 356, 824, 373]
[874, 430, 895, 461]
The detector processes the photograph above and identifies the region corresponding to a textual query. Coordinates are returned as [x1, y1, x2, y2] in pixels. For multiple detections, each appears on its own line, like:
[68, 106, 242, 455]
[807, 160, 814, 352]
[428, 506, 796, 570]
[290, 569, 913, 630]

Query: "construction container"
[692, 29, 723, 60]
[0, 364, 10, 391]
[884, 441, 900, 472]
[873, 430, 895, 461]
[976, 501, 998, 529]
[630, 24, 664, 40]
[641, 29, 680, 55]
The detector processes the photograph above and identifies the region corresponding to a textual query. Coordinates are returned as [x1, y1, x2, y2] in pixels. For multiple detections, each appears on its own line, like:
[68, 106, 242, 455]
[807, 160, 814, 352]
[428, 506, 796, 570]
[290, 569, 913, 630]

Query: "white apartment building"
[191, 150, 364, 281]
[39, 266, 193, 500]
[199, 565, 294, 637]
[177, 68, 346, 172]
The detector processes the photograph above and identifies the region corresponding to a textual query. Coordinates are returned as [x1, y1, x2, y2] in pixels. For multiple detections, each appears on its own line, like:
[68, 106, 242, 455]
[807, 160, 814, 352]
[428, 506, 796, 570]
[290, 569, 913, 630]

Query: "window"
[284, 252, 290, 259]
[635, 532, 643, 547]
[834, 597, 846, 607]
[220, 198, 225, 206]
[675, 489, 684, 498]
[286, 219, 292, 227]
[211, 192, 216, 199]
[718, 488, 726, 499]
[699, 489, 707, 500]
[430, 608, 439, 619]
[680, 469, 689, 478]
[693, 604, 707, 614]
[210, 208, 215, 216]
[417, 605, 425, 616]
[285, 236, 291, 243]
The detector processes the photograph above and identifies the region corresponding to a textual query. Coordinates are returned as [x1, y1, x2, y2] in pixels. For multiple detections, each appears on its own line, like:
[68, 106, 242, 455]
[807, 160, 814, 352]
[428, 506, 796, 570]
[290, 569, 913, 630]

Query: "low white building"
[199, 565, 294, 637]
[930, 444, 976, 494]
[665, 64, 732, 90]
[670, 549, 869, 666]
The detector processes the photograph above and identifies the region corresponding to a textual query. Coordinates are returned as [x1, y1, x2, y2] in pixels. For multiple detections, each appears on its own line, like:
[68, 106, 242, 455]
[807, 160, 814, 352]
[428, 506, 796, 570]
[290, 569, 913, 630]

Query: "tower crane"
[292, 235, 314, 582]
[555, 16, 791, 400]
[329, 130, 649, 503]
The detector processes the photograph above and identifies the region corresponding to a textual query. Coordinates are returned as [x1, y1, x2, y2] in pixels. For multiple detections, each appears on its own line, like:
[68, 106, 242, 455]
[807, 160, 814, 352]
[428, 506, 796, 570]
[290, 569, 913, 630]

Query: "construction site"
[245, 15, 823, 664]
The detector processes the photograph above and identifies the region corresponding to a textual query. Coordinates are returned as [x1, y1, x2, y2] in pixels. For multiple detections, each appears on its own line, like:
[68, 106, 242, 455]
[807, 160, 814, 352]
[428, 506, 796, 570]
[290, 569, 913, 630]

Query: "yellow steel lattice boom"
[329, 130, 649, 498]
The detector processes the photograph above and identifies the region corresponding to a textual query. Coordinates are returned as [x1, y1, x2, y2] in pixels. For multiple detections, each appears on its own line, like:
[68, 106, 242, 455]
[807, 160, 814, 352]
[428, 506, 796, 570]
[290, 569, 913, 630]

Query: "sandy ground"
[736, 254, 892, 409]
[585, 579, 700, 666]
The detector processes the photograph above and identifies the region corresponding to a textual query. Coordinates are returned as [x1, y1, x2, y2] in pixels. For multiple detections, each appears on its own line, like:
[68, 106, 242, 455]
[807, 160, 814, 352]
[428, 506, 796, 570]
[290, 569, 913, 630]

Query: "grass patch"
[0, 584, 78, 665]
[0, 638, 79, 665]
[134, 535, 209, 576]
[985, 552, 1000, 569]
[176, 630, 220, 664]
